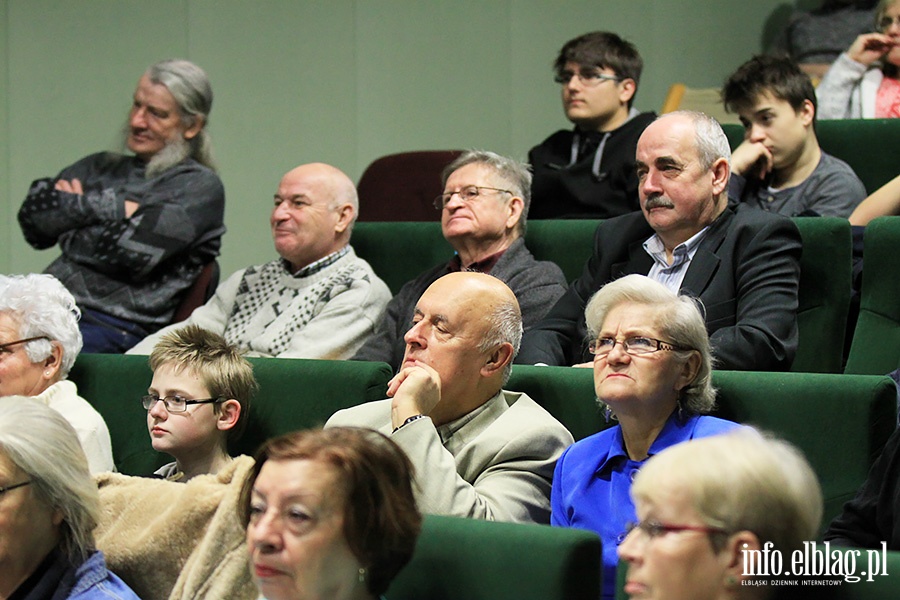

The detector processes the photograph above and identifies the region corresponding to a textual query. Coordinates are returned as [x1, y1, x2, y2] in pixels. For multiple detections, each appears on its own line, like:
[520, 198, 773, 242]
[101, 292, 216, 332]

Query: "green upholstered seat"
[508, 365, 896, 531]
[845, 217, 900, 375]
[792, 217, 852, 373]
[69, 354, 393, 476]
[723, 119, 900, 194]
[352, 221, 450, 295]
[524, 219, 602, 283]
[387, 514, 602, 600]
[833, 550, 900, 598]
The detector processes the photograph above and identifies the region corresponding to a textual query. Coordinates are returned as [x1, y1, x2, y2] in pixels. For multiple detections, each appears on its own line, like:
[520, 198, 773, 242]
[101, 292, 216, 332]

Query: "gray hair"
[633, 429, 822, 555]
[664, 110, 731, 171]
[147, 59, 214, 169]
[476, 292, 523, 385]
[585, 274, 715, 413]
[0, 274, 82, 378]
[0, 397, 100, 564]
[441, 150, 532, 236]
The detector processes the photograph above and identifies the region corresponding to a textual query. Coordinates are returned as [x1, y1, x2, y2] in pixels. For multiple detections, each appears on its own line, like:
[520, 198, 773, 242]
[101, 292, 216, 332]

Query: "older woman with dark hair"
[0, 274, 113, 473]
[0, 397, 140, 599]
[242, 426, 421, 600]
[619, 430, 823, 599]
[550, 274, 742, 600]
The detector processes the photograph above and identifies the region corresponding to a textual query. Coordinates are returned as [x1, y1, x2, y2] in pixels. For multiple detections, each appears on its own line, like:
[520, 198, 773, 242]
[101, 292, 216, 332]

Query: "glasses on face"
[554, 69, 622, 87]
[625, 519, 728, 541]
[0, 336, 50, 354]
[0, 480, 32, 497]
[433, 185, 512, 210]
[878, 14, 900, 31]
[589, 336, 688, 357]
[141, 394, 224, 413]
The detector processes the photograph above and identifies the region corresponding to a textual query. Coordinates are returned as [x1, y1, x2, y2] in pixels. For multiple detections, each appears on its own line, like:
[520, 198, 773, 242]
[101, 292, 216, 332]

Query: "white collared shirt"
[642, 227, 709, 293]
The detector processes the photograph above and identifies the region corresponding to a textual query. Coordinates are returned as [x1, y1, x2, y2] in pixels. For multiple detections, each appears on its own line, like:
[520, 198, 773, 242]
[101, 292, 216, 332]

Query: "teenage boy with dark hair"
[528, 31, 656, 219]
[722, 54, 865, 217]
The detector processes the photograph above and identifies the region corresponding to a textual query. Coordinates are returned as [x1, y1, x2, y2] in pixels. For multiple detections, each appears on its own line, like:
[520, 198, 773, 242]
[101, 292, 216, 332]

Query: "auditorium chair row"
[354, 216, 900, 376]
[71, 354, 898, 599]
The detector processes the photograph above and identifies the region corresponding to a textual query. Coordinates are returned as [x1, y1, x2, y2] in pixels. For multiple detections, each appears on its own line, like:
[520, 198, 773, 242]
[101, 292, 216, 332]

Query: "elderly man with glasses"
[528, 31, 657, 219]
[352, 150, 566, 372]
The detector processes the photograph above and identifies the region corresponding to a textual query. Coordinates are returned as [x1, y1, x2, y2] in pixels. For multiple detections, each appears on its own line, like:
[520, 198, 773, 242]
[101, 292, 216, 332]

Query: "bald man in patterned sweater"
[128, 163, 390, 358]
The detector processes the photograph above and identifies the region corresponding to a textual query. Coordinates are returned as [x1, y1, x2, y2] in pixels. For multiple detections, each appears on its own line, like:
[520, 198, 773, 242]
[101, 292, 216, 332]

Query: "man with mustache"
[18, 59, 226, 353]
[129, 163, 390, 359]
[518, 110, 802, 371]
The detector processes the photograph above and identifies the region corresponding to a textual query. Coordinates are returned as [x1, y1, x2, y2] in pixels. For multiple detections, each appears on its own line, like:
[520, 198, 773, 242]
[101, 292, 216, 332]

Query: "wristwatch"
[392, 414, 427, 433]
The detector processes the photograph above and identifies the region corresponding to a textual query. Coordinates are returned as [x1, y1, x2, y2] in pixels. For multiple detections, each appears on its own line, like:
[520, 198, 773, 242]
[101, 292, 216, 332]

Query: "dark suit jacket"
[516, 202, 801, 371]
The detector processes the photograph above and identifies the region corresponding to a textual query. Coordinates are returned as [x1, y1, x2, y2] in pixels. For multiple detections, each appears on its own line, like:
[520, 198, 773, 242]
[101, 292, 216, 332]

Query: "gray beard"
[145, 137, 190, 178]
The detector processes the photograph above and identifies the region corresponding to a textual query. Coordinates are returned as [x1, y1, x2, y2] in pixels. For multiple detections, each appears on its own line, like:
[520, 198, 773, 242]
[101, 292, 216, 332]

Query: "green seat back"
[524, 219, 602, 283]
[387, 515, 602, 600]
[68, 354, 158, 475]
[237, 357, 393, 457]
[508, 365, 895, 531]
[845, 217, 900, 375]
[69, 354, 393, 475]
[792, 217, 852, 373]
[723, 119, 900, 194]
[352, 221, 450, 295]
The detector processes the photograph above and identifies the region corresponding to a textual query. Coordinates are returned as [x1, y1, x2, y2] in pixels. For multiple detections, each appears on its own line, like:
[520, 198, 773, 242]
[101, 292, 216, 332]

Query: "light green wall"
[1, 0, 789, 278]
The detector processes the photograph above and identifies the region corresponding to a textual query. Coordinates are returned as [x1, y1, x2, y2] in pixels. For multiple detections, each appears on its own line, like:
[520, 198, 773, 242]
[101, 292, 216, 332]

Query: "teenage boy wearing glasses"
[142, 324, 256, 482]
[352, 150, 566, 372]
[528, 31, 656, 219]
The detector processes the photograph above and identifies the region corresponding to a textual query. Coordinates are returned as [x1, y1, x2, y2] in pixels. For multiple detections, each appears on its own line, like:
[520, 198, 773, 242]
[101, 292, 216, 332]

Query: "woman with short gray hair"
[0, 397, 140, 599]
[551, 274, 742, 600]
[0, 273, 114, 472]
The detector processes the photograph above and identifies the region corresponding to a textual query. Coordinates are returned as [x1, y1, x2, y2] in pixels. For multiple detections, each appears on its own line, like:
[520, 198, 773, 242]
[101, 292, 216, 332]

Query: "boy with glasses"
[142, 324, 256, 481]
[528, 31, 656, 219]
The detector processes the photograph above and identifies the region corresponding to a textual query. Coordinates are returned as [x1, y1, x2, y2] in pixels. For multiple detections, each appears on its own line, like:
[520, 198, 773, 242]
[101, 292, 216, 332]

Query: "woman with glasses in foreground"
[550, 274, 741, 599]
[619, 430, 823, 599]
[242, 427, 421, 600]
[0, 397, 140, 599]
[0, 273, 113, 473]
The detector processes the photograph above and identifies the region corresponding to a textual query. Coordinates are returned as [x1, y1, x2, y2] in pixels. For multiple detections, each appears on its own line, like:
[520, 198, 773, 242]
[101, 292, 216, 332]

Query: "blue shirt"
[70, 551, 142, 600]
[550, 412, 740, 599]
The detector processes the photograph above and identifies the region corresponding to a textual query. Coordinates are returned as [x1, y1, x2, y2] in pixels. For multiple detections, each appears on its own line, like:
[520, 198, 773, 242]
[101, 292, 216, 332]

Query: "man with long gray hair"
[18, 59, 226, 353]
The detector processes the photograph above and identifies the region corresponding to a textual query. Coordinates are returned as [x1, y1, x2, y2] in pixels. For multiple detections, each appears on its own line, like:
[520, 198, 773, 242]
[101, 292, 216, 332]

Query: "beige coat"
[94, 455, 257, 600]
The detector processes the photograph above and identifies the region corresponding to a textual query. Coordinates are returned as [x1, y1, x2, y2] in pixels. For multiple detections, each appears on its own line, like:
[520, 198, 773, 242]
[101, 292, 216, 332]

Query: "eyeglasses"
[878, 15, 900, 31]
[141, 394, 224, 413]
[433, 186, 512, 210]
[625, 519, 728, 540]
[0, 480, 32, 497]
[0, 336, 50, 353]
[589, 336, 688, 357]
[554, 70, 622, 87]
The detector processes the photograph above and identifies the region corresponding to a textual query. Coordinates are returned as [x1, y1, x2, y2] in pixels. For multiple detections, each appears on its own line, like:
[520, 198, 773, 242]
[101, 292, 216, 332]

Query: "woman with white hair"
[619, 430, 823, 599]
[0, 397, 140, 598]
[0, 273, 114, 472]
[550, 274, 742, 600]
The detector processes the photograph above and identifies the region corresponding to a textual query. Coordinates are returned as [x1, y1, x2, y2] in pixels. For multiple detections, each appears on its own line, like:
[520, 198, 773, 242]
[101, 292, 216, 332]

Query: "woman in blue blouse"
[550, 274, 741, 599]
